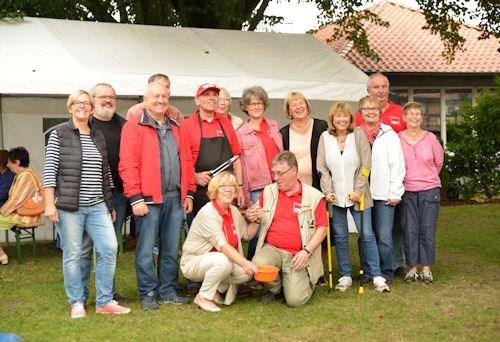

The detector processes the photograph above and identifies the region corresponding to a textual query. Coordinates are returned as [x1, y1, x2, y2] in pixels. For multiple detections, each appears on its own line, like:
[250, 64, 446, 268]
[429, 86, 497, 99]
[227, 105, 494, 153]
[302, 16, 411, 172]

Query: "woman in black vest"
[43, 90, 130, 318]
[280, 92, 327, 191]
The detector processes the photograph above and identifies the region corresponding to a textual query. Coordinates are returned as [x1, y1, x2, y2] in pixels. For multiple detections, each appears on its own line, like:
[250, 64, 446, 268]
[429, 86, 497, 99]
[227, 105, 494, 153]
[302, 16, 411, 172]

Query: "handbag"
[16, 169, 45, 217]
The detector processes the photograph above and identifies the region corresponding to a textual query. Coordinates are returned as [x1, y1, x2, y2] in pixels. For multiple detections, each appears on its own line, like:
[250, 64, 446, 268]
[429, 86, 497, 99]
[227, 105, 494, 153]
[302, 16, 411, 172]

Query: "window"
[445, 89, 471, 124]
[390, 89, 408, 106]
[43, 118, 67, 145]
[414, 89, 441, 132]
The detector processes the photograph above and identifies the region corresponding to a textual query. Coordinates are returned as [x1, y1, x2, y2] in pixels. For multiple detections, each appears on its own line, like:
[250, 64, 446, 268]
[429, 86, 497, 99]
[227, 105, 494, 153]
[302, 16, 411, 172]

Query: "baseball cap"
[196, 83, 220, 96]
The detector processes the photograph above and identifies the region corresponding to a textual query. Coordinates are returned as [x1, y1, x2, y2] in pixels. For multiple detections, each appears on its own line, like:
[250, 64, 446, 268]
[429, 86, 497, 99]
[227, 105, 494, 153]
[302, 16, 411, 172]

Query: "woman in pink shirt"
[236, 86, 283, 260]
[399, 102, 444, 284]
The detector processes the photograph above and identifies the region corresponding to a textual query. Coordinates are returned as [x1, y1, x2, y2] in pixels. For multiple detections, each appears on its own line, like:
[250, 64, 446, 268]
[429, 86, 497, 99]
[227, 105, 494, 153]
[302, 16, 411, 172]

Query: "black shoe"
[359, 274, 372, 284]
[393, 266, 408, 278]
[316, 276, 328, 287]
[237, 284, 252, 298]
[113, 293, 126, 302]
[141, 291, 159, 310]
[186, 282, 201, 297]
[159, 295, 190, 305]
[260, 291, 283, 304]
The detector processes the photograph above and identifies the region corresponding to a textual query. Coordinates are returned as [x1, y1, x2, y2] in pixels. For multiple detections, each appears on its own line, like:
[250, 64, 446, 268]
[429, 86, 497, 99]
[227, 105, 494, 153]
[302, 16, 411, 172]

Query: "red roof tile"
[313, 1, 500, 73]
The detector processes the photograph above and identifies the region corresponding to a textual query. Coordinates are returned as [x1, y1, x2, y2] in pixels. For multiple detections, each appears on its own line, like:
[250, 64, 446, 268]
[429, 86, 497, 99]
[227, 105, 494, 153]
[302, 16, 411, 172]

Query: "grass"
[0, 204, 499, 341]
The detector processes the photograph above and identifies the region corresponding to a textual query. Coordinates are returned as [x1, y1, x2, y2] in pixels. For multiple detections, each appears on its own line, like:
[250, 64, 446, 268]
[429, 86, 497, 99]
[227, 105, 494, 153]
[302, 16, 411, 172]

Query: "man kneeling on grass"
[246, 151, 327, 307]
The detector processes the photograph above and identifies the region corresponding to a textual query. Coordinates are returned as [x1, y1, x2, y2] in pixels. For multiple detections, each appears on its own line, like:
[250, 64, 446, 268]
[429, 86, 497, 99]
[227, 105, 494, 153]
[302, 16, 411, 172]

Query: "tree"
[0, 0, 498, 62]
[445, 77, 500, 200]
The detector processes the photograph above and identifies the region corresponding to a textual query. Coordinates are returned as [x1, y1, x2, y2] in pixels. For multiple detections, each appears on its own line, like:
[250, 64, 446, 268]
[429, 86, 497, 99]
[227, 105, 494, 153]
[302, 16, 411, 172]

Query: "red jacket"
[119, 111, 195, 205]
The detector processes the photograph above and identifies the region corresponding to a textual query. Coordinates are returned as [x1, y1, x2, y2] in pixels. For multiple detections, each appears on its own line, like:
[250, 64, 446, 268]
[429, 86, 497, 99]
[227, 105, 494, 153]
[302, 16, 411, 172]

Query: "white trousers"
[181, 252, 251, 305]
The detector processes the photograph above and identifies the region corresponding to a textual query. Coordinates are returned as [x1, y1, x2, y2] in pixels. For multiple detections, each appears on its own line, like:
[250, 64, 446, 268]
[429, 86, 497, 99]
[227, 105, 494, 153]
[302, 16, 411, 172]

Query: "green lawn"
[1, 204, 499, 341]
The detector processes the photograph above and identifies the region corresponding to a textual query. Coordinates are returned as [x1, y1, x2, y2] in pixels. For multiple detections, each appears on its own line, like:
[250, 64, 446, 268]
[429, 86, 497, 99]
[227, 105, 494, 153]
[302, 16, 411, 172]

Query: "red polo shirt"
[255, 119, 280, 174]
[181, 111, 242, 163]
[259, 183, 327, 255]
[212, 200, 238, 249]
[354, 101, 406, 133]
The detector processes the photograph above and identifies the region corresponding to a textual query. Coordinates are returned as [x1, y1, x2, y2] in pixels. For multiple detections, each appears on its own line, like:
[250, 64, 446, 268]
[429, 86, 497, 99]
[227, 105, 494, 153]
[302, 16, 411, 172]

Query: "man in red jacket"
[120, 82, 195, 310]
[127, 74, 184, 124]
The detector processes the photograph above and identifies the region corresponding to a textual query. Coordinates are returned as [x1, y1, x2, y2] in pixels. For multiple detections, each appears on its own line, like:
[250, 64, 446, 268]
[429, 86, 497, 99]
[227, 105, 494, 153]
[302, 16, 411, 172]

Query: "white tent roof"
[0, 17, 367, 100]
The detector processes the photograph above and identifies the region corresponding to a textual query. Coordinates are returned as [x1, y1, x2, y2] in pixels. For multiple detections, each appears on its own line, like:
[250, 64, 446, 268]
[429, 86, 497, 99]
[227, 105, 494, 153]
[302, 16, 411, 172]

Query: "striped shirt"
[44, 130, 111, 206]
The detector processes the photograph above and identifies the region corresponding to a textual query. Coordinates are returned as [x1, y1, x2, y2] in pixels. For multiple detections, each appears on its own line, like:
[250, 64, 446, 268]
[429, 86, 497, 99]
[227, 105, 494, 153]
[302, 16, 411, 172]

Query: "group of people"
[0, 71, 444, 317]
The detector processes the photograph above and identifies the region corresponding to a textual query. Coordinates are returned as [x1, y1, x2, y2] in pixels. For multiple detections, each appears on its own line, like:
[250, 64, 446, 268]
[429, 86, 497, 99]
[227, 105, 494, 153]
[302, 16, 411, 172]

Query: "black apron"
[193, 114, 233, 212]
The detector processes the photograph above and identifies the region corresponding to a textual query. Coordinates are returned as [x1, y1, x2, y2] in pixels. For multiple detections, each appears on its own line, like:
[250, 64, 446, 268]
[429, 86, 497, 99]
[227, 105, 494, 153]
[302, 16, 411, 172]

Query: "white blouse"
[323, 132, 359, 208]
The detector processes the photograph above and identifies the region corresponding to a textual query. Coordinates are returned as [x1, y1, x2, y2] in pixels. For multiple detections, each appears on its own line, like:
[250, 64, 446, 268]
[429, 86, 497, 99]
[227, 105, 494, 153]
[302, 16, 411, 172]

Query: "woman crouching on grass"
[399, 102, 444, 283]
[180, 171, 260, 312]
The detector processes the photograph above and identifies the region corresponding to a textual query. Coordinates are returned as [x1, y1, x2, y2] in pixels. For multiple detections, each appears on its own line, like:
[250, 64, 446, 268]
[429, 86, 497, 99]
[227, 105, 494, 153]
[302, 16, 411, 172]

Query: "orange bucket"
[254, 265, 279, 283]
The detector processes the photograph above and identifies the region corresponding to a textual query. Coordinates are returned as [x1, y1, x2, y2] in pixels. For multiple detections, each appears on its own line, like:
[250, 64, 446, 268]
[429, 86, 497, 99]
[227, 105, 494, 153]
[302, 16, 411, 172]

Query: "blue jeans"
[113, 192, 129, 243]
[135, 195, 183, 299]
[57, 202, 117, 307]
[332, 205, 382, 277]
[246, 189, 263, 261]
[79, 192, 129, 298]
[372, 200, 395, 280]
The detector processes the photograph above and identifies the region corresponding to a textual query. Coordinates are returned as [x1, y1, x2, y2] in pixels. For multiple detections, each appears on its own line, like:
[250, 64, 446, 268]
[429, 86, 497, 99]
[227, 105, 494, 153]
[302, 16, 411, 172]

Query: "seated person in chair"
[0, 147, 43, 265]
[0, 149, 15, 206]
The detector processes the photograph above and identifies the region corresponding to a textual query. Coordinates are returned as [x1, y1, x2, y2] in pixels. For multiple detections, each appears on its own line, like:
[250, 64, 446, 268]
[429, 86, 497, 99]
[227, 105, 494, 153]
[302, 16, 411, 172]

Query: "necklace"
[291, 117, 311, 134]
[336, 134, 347, 144]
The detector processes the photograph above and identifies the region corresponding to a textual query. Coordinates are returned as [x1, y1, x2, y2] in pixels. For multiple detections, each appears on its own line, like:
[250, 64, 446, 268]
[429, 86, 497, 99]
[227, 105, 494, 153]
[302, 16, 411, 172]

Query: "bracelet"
[303, 247, 312, 256]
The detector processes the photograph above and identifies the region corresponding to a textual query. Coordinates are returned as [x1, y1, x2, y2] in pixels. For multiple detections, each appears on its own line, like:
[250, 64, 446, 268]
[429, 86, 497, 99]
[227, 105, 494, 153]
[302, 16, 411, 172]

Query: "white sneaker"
[373, 276, 390, 293]
[335, 276, 352, 292]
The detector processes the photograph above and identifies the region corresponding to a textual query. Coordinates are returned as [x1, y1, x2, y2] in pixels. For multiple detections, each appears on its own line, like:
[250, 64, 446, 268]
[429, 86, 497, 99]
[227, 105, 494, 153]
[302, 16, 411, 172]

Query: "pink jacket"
[236, 119, 283, 205]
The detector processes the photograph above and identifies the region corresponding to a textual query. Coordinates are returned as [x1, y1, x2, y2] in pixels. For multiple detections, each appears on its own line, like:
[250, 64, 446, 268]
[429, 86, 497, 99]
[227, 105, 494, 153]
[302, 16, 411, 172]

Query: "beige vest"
[256, 183, 325, 285]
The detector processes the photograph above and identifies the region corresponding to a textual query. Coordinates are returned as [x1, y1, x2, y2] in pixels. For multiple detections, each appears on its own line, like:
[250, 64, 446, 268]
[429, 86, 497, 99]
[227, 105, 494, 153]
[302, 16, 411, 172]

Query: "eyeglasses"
[248, 101, 264, 108]
[361, 107, 379, 112]
[72, 101, 92, 107]
[218, 184, 237, 191]
[95, 95, 116, 101]
[272, 166, 294, 178]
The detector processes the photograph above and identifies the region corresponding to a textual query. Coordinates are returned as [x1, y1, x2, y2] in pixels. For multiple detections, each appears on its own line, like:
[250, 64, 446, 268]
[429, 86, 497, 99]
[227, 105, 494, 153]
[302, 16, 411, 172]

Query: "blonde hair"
[219, 87, 231, 102]
[283, 92, 312, 119]
[207, 171, 238, 200]
[403, 101, 424, 116]
[358, 95, 381, 113]
[327, 102, 354, 136]
[67, 90, 94, 112]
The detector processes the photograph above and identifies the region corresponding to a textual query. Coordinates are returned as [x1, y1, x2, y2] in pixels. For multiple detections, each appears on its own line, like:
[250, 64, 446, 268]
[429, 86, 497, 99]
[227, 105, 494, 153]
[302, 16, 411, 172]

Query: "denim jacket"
[236, 119, 283, 204]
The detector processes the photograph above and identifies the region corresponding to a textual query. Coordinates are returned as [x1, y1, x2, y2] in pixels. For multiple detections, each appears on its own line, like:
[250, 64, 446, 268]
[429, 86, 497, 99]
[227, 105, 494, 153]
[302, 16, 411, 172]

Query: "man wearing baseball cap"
[181, 83, 245, 219]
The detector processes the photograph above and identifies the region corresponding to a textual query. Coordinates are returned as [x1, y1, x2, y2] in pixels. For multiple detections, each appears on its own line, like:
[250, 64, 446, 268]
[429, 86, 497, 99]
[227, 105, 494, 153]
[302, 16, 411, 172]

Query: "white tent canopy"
[0, 17, 367, 100]
[0, 17, 367, 241]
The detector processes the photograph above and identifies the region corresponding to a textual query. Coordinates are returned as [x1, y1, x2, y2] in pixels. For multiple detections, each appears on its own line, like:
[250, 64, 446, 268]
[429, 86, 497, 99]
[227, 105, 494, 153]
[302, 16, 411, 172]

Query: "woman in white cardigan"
[317, 102, 390, 293]
[180, 171, 259, 312]
[358, 95, 406, 282]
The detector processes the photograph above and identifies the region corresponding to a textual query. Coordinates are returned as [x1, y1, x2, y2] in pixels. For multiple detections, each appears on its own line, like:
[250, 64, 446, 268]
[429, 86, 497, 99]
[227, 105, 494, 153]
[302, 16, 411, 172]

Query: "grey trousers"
[401, 188, 441, 267]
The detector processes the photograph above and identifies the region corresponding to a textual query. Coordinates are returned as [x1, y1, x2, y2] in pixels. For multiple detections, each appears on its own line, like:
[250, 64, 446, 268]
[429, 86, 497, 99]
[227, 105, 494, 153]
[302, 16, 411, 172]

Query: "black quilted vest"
[52, 119, 113, 212]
